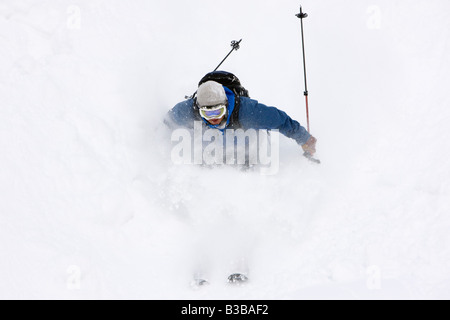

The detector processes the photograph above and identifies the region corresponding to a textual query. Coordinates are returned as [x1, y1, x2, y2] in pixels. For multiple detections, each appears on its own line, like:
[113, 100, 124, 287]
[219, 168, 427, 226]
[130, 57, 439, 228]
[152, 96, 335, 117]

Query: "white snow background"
[1, 0, 450, 299]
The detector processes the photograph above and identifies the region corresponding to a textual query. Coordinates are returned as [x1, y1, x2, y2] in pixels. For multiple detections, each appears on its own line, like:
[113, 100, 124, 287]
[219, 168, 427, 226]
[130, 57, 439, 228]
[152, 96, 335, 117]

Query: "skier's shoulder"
[173, 98, 194, 111]
[238, 96, 277, 118]
[166, 98, 196, 127]
[170, 98, 195, 119]
[238, 96, 263, 114]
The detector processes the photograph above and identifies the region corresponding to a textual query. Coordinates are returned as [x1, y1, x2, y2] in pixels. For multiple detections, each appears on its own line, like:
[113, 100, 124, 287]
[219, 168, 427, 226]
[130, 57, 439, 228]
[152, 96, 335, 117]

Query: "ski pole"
[296, 6, 320, 164]
[214, 39, 242, 71]
[186, 39, 242, 99]
[296, 7, 310, 133]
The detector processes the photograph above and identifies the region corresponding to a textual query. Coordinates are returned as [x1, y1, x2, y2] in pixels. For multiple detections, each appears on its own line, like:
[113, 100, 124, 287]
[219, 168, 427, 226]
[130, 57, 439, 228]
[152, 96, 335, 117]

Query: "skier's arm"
[238, 98, 312, 146]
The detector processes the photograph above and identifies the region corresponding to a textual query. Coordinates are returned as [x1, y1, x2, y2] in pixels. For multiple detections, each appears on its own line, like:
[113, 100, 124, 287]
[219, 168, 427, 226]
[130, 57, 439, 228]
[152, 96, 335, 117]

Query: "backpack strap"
[227, 96, 242, 130]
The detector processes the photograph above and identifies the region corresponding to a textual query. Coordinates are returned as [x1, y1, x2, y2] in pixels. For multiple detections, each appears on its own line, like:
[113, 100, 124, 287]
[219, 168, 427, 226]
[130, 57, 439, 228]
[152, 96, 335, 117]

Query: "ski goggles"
[198, 104, 227, 120]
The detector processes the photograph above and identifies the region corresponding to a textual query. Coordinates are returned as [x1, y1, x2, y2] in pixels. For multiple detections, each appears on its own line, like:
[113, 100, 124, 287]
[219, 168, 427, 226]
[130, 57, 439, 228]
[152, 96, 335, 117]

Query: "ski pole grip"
[231, 39, 242, 50]
[296, 6, 308, 19]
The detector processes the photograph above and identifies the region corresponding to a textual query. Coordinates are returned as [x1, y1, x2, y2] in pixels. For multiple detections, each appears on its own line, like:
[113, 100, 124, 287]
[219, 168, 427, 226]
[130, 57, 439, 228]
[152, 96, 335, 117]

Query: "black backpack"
[197, 71, 249, 98]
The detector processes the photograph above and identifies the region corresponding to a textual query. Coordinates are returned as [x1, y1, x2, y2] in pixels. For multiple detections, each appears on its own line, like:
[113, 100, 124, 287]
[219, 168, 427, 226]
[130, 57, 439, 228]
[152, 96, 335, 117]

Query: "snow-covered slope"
[1, 0, 449, 299]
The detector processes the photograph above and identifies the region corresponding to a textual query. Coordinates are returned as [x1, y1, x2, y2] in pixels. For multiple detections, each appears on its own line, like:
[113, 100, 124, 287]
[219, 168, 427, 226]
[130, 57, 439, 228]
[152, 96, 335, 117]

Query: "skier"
[165, 71, 318, 287]
[166, 71, 317, 158]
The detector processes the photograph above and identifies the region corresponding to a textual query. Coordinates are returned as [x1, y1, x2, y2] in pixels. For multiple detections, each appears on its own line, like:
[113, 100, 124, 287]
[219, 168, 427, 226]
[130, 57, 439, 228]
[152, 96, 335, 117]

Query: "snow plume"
[1, 0, 450, 299]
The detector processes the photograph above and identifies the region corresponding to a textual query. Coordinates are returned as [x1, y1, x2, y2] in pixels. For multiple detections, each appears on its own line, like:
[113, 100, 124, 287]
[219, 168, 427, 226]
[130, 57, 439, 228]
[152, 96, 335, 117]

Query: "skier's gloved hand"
[302, 136, 317, 155]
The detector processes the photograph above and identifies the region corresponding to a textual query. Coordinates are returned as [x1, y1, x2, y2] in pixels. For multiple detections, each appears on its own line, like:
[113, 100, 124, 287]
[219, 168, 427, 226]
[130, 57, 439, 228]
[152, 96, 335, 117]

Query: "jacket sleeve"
[238, 97, 311, 145]
[165, 99, 196, 129]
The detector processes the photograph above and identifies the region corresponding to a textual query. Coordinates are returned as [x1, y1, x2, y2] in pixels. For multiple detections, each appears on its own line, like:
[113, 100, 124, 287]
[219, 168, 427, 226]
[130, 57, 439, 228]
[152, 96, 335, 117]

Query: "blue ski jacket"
[167, 87, 311, 146]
